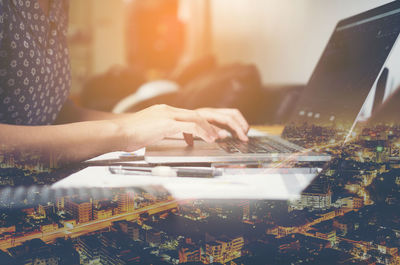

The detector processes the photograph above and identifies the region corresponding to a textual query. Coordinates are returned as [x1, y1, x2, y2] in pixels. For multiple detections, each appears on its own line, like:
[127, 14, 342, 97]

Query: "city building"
[179, 244, 201, 263]
[56, 197, 65, 211]
[40, 223, 58, 233]
[93, 207, 113, 220]
[38, 203, 55, 218]
[75, 235, 102, 263]
[204, 236, 244, 264]
[117, 192, 135, 214]
[341, 196, 364, 209]
[8, 239, 60, 265]
[65, 197, 93, 223]
[238, 200, 250, 222]
[298, 179, 332, 210]
[145, 227, 162, 246]
[116, 220, 141, 241]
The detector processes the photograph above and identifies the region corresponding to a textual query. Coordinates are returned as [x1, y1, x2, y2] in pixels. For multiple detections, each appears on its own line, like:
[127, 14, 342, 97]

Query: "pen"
[109, 166, 223, 178]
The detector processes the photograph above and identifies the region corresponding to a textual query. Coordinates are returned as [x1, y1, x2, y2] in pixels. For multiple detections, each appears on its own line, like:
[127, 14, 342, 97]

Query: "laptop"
[145, 1, 400, 164]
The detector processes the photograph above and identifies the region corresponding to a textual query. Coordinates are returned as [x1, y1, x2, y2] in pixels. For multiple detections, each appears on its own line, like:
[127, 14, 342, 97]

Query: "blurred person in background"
[126, 0, 184, 78]
[0, 0, 249, 168]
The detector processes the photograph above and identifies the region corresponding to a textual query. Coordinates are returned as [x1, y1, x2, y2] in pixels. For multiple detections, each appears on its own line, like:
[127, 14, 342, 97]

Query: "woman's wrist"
[101, 119, 128, 152]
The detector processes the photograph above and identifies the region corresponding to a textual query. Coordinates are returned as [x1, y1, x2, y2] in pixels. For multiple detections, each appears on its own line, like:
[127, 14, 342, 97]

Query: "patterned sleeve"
[0, 0, 3, 48]
[63, 0, 70, 28]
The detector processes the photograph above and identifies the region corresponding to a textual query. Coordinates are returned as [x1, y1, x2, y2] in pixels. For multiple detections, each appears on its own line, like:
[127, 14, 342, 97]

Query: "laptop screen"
[283, 1, 400, 147]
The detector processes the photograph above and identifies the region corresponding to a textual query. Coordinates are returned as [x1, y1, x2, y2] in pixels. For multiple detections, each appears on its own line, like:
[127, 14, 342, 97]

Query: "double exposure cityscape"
[2, 0, 400, 264]
[1, 120, 400, 265]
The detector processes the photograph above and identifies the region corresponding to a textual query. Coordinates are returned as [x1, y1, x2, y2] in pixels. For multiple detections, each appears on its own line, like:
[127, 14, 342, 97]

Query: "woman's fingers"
[121, 105, 250, 150]
[215, 108, 250, 133]
[168, 107, 219, 141]
[212, 112, 248, 141]
[197, 108, 249, 141]
[212, 125, 230, 139]
[119, 105, 251, 151]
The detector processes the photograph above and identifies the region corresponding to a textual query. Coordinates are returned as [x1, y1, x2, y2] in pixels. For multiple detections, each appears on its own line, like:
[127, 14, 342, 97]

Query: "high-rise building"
[56, 197, 65, 211]
[238, 200, 250, 221]
[117, 192, 135, 213]
[65, 198, 93, 223]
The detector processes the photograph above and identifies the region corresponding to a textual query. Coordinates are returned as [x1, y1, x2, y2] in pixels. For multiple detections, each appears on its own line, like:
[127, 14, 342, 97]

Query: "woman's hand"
[113, 104, 249, 152]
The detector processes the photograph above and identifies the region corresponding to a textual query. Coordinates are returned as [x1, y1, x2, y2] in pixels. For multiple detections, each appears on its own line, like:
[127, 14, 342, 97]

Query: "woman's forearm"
[0, 121, 122, 166]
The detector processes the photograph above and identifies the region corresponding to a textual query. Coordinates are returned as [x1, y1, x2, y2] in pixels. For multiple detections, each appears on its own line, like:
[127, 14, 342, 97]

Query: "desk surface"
[251, 125, 284, 136]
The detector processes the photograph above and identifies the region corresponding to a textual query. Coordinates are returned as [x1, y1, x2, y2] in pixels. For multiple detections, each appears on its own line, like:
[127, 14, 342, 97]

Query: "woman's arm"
[2, 104, 249, 167]
[0, 119, 121, 167]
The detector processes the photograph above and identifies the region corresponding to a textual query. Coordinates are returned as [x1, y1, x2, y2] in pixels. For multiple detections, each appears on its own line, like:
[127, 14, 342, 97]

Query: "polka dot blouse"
[0, 0, 71, 126]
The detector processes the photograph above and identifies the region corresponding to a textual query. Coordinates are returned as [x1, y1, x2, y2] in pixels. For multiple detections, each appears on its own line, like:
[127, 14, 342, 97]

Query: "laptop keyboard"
[217, 137, 300, 154]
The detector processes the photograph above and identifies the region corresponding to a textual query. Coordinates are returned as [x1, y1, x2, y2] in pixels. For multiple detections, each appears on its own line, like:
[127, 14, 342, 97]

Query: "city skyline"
[0, 122, 400, 264]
